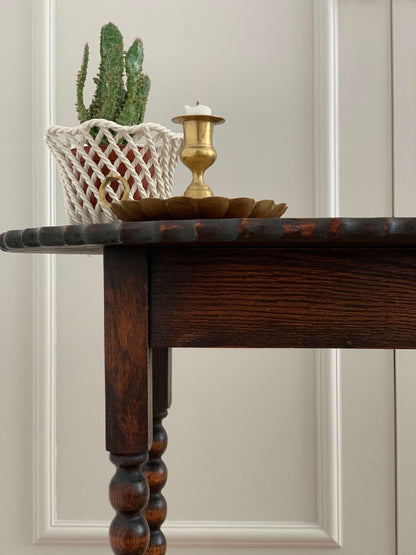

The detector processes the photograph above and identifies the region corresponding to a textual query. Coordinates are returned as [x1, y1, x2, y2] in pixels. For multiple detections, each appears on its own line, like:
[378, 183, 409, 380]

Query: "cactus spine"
[76, 23, 150, 127]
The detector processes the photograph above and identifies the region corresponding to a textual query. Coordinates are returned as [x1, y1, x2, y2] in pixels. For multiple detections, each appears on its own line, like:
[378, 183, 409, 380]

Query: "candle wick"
[196, 101, 199, 106]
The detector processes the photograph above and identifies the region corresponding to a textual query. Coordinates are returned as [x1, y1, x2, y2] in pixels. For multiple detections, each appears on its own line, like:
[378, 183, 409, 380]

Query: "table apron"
[149, 247, 416, 349]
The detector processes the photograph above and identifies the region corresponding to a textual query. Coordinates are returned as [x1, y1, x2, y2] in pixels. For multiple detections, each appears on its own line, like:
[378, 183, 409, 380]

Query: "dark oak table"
[2, 217, 416, 555]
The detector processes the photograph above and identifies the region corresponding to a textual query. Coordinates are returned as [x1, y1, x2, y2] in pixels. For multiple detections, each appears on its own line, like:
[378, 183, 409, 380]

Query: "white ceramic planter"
[46, 119, 183, 224]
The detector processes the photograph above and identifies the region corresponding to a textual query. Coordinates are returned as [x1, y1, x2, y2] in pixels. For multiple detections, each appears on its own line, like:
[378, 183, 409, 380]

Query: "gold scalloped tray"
[109, 196, 288, 222]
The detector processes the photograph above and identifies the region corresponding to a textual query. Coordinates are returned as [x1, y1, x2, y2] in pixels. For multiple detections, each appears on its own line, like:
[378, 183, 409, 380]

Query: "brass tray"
[109, 196, 288, 222]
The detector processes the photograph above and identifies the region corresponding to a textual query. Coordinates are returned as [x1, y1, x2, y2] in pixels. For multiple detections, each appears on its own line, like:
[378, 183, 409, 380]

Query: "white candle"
[185, 103, 212, 115]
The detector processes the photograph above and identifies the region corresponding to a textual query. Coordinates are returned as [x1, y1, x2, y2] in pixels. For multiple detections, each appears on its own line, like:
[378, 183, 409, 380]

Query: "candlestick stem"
[172, 114, 225, 199]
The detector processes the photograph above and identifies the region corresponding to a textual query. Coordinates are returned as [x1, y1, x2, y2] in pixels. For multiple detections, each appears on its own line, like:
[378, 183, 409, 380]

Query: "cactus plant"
[76, 23, 151, 127]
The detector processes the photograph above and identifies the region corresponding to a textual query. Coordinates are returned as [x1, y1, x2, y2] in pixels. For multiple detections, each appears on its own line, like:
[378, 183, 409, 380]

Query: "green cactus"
[76, 43, 89, 122]
[76, 23, 150, 131]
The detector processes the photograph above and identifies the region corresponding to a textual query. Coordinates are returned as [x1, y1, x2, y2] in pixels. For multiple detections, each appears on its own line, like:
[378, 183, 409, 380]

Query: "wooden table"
[2, 217, 416, 555]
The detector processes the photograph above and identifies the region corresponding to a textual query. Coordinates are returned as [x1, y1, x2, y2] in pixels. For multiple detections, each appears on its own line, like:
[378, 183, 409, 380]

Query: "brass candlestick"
[172, 114, 225, 198]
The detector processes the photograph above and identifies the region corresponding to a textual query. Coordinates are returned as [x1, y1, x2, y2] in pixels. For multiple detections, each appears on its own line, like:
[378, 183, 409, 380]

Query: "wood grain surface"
[150, 247, 416, 349]
[104, 246, 151, 453]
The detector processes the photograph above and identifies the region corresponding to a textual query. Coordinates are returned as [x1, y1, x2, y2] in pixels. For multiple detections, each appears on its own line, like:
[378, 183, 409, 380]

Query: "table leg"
[143, 348, 172, 555]
[109, 453, 150, 555]
[104, 246, 152, 555]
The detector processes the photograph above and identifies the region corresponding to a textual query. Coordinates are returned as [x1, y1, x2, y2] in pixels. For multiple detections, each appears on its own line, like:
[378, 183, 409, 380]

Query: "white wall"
[0, 2, 34, 554]
[0, 1, 400, 554]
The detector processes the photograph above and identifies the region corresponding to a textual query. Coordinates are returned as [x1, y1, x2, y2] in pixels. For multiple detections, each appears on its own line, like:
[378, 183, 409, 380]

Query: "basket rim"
[45, 119, 183, 141]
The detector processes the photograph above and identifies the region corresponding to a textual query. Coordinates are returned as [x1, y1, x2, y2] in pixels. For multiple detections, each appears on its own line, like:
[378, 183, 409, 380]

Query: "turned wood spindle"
[142, 348, 172, 555]
[143, 409, 169, 555]
[109, 453, 150, 555]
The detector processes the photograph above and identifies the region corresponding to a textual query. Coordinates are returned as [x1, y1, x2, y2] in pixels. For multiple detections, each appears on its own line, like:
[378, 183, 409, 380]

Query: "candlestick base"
[183, 182, 214, 199]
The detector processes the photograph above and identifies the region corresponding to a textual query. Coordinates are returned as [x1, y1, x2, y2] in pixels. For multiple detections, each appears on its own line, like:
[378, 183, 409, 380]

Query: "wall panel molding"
[33, 0, 342, 548]
[32, 0, 57, 545]
[313, 0, 339, 217]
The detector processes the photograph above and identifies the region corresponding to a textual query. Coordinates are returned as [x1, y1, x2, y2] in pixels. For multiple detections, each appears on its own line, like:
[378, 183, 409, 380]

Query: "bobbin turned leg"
[109, 454, 150, 554]
[143, 348, 172, 555]
[104, 246, 152, 555]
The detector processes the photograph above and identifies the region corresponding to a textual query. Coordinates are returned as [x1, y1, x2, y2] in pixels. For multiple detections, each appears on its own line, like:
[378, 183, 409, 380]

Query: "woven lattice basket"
[45, 119, 183, 224]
